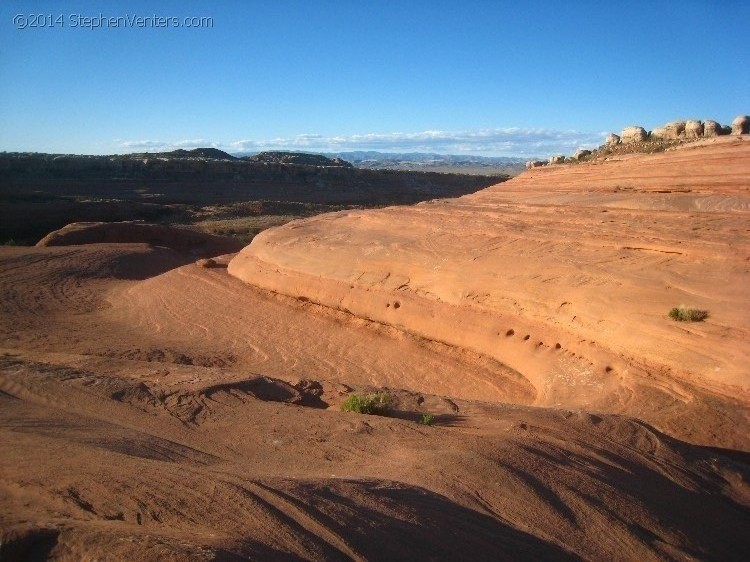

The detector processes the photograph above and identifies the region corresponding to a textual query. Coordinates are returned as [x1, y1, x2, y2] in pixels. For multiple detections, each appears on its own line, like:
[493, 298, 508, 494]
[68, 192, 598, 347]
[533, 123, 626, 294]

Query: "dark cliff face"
[0, 152, 508, 244]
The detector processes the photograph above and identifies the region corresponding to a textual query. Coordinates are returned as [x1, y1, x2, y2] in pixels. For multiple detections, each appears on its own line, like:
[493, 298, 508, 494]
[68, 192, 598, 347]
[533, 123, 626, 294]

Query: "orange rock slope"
[2, 137, 749, 559]
[229, 136, 750, 449]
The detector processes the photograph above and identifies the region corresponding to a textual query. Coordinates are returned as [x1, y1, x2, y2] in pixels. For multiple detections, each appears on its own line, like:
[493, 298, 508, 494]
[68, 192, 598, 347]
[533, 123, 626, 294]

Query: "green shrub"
[668, 306, 709, 322]
[340, 392, 391, 415]
[419, 413, 435, 426]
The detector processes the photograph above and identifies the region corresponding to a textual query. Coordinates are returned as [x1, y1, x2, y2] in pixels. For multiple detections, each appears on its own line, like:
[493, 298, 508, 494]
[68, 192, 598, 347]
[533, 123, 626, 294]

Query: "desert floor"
[1, 137, 749, 560]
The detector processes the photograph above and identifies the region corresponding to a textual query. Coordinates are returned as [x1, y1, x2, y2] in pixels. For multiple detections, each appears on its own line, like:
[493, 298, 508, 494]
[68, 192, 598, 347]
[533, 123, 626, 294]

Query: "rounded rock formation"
[650, 127, 667, 141]
[664, 121, 686, 140]
[684, 120, 704, 139]
[731, 115, 749, 135]
[605, 133, 620, 146]
[621, 126, 648, 144]
[703, 120, 722, 137]
[573, 149, 592, 161]
[549, 155, 565, 165]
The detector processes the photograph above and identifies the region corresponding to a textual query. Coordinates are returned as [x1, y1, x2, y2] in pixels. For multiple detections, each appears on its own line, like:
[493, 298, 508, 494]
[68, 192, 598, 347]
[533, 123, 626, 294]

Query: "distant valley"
[0, 149, 507, 245]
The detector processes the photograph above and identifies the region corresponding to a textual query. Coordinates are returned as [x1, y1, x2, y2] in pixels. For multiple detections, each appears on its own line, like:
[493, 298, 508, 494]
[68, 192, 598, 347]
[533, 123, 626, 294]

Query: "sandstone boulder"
[605, 133, 620, 146]
[621, 126, 648, 144]
[664, 121, 686, 139]
[573, 149, 592, 161]
[732, 115, 749, 135]
[650, 127, 667, 141]
[684, 120, 704, 139]
[196, 258, 218, 268]
[703, 120, 722, 137]
[527, 160, 546, 168]
[549, 155, 565, 165]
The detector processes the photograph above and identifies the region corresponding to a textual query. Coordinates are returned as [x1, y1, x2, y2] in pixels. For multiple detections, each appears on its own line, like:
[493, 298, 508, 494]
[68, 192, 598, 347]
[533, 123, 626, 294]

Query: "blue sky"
[1, 1, 748, 157]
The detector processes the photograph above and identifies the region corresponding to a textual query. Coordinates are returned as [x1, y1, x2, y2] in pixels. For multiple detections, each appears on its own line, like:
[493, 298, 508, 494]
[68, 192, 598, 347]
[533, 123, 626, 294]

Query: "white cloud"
[117, 127, 606, 157]
[119, 138, 218, 151]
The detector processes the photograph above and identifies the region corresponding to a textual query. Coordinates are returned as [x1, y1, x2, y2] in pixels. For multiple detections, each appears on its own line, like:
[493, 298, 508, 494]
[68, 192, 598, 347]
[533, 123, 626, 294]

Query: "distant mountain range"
[232, 150, 532, 175]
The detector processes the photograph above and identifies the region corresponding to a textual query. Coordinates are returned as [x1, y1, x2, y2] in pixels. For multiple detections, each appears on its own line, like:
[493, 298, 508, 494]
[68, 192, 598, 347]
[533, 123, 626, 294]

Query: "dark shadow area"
[383, 408, 467, 427]
[253, 479, 579, 561]
[513, 436, 750, 561]
[0, 527, 60, 562]
[202, 377, 330, 409]
[698, 445, 750, 465]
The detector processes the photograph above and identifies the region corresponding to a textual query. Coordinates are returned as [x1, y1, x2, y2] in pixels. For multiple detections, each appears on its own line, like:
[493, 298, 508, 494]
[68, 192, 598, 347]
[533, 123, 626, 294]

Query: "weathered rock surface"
[621, 126, 648, 143]
[703, 120, 722, 137]
[732, 115, 750, 135]
[684, 120, 704, 139]
[229, 137, 750, 450]
[549, 155, 565, 165]
[605, 133, 620, 146]
[664, 121, 686, 139]
[573, 149, 591, 161]
[2, 138, 750, 561]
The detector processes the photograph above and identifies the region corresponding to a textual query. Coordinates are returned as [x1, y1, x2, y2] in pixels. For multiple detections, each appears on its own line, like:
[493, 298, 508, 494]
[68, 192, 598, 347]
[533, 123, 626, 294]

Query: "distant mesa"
[245, 151, 353, 168]
[138, 148, 238, 160]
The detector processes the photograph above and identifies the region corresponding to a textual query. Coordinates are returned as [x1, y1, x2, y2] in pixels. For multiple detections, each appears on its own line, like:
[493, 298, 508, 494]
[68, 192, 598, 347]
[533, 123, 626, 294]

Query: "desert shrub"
[419, 413, 435, 426]
[340, 392, 391, 415]
[668, 306, 709, 322]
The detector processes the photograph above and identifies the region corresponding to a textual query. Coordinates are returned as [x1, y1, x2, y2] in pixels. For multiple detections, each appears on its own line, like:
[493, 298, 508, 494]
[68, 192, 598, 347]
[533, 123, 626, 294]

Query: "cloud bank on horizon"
[117, 127, 606, 158]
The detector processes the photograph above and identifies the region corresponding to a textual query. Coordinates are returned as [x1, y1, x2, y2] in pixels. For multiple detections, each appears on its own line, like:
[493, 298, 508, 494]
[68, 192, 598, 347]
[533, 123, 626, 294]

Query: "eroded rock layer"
[230, 137, 750, 449]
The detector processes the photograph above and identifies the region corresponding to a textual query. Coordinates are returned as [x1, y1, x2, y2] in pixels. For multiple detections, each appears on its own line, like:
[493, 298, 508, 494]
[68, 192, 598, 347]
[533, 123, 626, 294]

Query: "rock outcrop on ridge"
[526, 113, 748, 169]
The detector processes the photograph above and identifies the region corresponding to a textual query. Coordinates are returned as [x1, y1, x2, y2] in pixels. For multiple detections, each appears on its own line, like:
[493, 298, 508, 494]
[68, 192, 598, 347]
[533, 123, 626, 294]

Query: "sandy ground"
[1, 137, 749, 560]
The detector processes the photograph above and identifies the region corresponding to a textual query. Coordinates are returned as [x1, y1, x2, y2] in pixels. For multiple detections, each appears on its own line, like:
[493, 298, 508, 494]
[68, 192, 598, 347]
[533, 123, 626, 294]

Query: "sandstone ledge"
[229, 138, 750, 447]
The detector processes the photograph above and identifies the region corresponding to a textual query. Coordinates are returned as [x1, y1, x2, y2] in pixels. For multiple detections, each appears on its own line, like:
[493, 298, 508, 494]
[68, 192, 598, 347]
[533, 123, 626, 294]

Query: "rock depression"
[229, 136, 750, 449]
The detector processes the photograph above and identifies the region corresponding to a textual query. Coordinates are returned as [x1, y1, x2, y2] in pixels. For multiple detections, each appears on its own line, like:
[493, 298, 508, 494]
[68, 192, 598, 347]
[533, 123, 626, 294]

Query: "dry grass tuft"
[669, 306, 709, 322]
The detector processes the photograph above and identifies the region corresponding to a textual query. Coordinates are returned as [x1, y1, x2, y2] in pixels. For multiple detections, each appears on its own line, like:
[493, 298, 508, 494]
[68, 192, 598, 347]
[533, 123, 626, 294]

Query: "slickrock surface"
[1, 136, 748, 559]
[230, 136, 750, 449]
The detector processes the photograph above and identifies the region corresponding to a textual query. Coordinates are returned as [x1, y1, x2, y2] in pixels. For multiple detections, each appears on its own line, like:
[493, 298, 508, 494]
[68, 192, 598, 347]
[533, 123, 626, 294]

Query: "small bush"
[419, 413, 435, 426]
[668, 306, 709, 322]
[340, 392, 391, 415]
